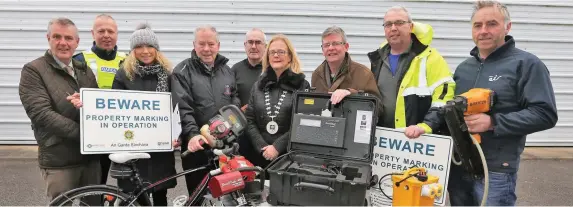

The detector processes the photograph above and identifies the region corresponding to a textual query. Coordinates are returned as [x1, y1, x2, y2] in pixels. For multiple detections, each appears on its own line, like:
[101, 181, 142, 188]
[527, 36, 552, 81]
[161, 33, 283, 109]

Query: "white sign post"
[80, 88, 174, 154]
[369, 127, 453, 206]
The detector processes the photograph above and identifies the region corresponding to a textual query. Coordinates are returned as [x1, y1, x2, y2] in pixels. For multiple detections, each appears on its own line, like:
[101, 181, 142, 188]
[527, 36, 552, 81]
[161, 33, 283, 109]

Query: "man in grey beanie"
[171, 25, 240, 200]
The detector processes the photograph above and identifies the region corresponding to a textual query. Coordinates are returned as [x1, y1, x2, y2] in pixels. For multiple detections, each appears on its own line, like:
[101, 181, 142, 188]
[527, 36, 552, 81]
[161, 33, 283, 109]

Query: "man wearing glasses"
[311, 26, 382, 114]
[232, 28, 267, 110]
[368, 6, 455, 138]
[231, 28, 267, 163]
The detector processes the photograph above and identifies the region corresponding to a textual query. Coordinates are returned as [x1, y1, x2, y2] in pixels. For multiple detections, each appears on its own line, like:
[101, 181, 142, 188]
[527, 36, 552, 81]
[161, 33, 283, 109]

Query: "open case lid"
[288, 91, 378, 163]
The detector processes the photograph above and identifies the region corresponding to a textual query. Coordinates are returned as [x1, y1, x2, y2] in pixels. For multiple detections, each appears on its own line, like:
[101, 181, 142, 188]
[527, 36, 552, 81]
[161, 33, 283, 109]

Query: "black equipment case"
[266, 91, 378, 206]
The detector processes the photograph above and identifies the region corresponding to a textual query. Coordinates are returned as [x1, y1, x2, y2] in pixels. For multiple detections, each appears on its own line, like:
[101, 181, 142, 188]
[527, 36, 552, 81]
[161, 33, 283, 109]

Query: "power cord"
[377, 173, 401, 200]
[258, 151, 294, 191]
[470, 134, 488, 207]
[452, 134, 488, 207]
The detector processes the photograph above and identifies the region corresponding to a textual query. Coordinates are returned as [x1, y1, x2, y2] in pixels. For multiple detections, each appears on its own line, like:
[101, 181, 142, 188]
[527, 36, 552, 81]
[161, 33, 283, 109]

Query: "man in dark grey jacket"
[171, 25, 240, 196]
[448, 1, 558, 206]
[231, 28, 266, 163]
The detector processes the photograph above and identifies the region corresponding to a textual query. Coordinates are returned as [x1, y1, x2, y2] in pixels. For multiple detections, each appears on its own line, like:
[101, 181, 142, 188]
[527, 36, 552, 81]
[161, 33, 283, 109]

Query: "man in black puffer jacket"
[171, 25, 240, 196]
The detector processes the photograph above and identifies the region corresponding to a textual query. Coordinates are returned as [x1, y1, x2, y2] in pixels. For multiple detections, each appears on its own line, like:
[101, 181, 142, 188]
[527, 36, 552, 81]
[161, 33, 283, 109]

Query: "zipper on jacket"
[473, 62, 483, 88]
[210, 73, 215, 104]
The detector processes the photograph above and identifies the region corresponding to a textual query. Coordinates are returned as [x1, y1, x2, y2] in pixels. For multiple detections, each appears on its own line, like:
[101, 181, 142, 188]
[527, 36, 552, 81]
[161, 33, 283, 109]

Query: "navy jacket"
[454, 36, 558, 173]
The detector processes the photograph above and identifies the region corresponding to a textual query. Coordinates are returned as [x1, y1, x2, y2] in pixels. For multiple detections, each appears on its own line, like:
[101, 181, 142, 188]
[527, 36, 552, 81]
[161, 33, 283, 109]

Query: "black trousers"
[135, 189, 168, 206]
[181, 150, 210, 196]
[100, 154, 111, 184]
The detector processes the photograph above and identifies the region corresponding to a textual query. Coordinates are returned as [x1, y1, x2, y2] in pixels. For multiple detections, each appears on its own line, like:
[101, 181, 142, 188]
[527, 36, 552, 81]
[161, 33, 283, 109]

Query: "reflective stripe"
[82, 50, 125, 89]
[430, 76, 454, 92]
[431, 102, 446, 107]
[418, 57, 428, 87]
[402, 76, 454, 96]
[403, 87, 432, 96]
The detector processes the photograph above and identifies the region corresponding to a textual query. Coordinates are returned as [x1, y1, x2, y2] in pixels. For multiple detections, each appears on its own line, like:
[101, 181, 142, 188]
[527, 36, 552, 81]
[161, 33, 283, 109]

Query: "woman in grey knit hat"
[112, 22, 177, 206]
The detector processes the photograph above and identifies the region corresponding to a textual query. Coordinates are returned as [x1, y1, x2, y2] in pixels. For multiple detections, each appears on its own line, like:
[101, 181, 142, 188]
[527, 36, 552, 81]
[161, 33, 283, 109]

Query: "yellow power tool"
[391, 167, 443, 206]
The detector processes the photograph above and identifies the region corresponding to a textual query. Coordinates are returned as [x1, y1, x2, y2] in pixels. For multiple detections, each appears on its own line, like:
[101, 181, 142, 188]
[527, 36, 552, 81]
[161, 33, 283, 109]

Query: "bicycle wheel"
[49, 185, 141, 206]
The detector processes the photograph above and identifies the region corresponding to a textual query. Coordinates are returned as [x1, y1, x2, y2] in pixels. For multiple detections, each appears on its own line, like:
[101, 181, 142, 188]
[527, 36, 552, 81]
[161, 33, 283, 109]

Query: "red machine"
[194, 105, 258, 199]
[208, 155, 256, 198]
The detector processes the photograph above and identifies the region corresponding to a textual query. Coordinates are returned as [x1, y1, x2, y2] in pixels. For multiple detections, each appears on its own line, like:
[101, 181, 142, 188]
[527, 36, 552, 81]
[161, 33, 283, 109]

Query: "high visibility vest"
[82, 50, 126, 89]
[378, 22, 455, 133]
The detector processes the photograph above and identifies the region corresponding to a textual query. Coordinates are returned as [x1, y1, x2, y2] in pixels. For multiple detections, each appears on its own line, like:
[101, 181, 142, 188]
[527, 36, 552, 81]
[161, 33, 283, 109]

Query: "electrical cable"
[377, 173, 402, 200]
[469, 134, 488, 207]
[451, 149, 463, 166]
[452, 134, 488, 207]
[258, 151, 294, 191]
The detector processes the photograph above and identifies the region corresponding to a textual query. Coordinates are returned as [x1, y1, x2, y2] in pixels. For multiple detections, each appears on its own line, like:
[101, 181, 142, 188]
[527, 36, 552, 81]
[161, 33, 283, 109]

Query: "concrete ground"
[0, 145, 572, 206]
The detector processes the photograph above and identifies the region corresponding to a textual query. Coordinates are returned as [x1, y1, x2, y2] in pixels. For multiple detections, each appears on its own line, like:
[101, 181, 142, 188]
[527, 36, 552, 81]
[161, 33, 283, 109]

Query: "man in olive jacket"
[312, 26, 383, 114]
[18, 18, 100, 201]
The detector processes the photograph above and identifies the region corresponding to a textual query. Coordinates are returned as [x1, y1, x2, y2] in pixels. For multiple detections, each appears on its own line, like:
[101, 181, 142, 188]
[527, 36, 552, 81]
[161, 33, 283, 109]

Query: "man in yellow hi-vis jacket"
[72, 14, 125, 185]
[368, 6, 455, 138]
[73, 14, 126, 89]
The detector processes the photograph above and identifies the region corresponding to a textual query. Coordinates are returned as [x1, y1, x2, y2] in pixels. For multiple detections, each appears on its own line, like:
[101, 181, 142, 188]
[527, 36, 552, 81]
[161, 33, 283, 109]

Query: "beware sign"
[369, 127, 453, 206]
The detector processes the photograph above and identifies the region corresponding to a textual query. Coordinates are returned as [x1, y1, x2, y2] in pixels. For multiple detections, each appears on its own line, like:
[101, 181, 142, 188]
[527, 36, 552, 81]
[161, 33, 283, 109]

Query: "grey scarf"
[135, 63, 169, 92]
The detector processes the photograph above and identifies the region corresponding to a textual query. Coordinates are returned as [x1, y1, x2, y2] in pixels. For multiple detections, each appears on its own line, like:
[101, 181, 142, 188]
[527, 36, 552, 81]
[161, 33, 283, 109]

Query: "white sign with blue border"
[369, 127, 453, 206]
[80, 88, 174, 154]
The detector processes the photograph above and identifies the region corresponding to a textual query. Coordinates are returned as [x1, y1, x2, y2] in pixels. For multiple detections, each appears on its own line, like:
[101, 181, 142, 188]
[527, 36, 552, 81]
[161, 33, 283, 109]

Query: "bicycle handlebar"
[180, 140, 239, 158]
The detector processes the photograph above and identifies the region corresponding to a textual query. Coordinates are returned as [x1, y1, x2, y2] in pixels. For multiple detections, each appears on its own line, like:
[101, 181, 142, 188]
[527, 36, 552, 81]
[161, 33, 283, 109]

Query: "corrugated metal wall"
[0, 0, 571, 145]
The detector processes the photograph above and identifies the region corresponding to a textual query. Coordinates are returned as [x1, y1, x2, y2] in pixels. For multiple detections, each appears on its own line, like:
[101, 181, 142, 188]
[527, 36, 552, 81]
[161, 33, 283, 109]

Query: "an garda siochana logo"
[124, 130, 134, 141]
[101, 67, 118, 73]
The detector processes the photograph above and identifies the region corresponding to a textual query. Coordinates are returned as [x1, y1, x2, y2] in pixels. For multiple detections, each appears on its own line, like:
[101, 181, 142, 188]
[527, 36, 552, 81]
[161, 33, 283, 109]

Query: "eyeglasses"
[246, 40, 264, 46]
[269, 50, 288, 56]
[383, 20, 411, 28]
[321, 41, 345, 48]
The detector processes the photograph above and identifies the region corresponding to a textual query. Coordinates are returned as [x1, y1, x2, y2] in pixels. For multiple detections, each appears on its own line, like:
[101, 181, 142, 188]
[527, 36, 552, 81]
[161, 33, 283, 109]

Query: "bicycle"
[49, 105, 264, 206]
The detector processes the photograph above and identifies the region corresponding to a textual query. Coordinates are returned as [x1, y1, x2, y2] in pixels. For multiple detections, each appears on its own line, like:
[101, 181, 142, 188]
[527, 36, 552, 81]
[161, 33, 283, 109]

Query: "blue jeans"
[473, 171, 518, 206]
[448, 165, 518, 206]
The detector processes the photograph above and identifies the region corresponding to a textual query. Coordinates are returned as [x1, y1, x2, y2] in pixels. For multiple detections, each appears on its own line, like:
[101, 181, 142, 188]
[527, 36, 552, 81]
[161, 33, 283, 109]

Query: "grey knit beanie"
[130, 23, 160, 51]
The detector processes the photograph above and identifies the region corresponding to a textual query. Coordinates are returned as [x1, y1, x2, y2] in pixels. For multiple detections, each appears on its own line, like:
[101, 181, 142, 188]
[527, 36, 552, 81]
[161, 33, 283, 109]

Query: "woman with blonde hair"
[111, 23, 177, 206]
[244, 34, 310, 168]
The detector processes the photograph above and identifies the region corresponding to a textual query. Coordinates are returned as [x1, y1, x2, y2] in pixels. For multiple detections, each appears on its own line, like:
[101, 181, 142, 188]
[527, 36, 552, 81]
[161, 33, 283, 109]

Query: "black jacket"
[172, 50, 240, 143]
[19, 51, 99, 168]
[245, 68, 310, 154]
[73, 41, 121, 62]
[454, 36, 558, 173]
[232, 58, 263, 106]
[112, 65, 177, 191]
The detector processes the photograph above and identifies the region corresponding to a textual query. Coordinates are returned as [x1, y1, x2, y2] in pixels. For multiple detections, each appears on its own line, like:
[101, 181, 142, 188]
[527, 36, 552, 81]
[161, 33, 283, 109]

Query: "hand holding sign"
[172, 139, 181, 148]
[67, 92, 82, 109]
[404, 125, 425, 139]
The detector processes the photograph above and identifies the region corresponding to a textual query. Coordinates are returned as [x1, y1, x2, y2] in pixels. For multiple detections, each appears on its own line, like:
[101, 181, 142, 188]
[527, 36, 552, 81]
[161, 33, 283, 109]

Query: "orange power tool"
[453, 88, 496, 143]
